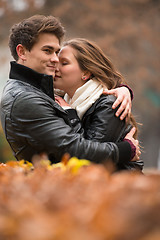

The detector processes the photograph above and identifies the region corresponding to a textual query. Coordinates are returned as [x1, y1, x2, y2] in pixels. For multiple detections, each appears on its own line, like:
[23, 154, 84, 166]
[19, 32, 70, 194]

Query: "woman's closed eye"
[61, 61, 68, 65]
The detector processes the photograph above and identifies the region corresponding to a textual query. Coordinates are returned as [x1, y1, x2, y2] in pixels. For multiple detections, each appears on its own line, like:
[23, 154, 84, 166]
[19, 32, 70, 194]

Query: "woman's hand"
[124, 127, 141, 161]
[55, 95, 71, 107]
[103, 87, 132, 120]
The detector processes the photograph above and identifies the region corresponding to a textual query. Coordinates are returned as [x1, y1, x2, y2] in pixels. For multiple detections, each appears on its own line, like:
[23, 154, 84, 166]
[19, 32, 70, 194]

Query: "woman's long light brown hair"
[63, 38, 138, 138]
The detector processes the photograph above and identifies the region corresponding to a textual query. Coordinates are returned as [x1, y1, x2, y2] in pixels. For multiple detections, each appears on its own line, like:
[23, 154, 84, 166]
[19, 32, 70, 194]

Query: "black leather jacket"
[0, 61, 131, 163]
[82, 95, 144, 171]
[82, 94, 127, 142]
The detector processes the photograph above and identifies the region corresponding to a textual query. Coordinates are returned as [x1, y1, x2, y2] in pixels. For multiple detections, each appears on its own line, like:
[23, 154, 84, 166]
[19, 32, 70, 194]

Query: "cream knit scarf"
[64, 78, 106, 119]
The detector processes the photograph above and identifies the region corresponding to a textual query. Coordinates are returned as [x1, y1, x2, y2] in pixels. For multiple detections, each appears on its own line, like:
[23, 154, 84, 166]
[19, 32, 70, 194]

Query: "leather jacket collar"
[9, 61, 54, 100]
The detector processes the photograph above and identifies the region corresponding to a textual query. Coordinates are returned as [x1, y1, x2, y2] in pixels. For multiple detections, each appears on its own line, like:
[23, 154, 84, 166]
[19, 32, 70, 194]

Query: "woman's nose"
[55, 64, 60, 72]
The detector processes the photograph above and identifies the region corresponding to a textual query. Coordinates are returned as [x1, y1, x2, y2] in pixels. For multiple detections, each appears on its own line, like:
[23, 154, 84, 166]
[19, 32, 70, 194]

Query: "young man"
[0, 15, 140, 165]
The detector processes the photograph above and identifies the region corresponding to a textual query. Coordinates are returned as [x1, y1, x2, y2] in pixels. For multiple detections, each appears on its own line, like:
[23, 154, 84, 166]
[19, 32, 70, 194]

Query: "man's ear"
[16, 44, 27, 61]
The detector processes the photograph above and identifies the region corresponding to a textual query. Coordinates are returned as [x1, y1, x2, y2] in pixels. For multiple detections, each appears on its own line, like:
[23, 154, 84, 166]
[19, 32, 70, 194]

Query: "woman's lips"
[55, 75, 61, 78]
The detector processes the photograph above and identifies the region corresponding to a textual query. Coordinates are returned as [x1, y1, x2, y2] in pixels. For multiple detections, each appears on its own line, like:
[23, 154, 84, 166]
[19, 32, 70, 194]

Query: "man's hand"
[103, 87, 131, 120]
[124, 127, 141, 161]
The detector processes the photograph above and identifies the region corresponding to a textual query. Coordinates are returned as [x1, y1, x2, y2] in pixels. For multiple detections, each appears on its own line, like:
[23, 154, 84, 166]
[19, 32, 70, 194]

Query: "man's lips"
[47, 65, 56, 70]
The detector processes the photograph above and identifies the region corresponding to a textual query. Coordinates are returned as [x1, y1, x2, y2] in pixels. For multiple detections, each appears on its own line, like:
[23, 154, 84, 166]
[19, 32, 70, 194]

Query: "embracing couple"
[0, 15, 143, 171]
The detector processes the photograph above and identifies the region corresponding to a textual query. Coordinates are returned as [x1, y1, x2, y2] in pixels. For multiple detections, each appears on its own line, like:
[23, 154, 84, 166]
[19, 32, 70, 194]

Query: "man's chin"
[45, 71, 55, 77]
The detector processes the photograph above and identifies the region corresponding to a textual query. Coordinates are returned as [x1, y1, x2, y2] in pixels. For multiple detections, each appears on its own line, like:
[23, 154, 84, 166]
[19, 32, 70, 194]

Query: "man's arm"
[103, 86, 132, 120]
[11, 93, 132, 164]
[54, 94, 140, 163]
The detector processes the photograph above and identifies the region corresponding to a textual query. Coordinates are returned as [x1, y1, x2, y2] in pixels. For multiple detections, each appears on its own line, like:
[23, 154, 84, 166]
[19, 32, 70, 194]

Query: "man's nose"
[51, 53, 59, 62]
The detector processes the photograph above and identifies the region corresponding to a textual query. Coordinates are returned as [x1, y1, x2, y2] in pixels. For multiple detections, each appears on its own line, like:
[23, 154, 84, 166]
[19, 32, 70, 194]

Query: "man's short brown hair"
[9, 15, 65, 61]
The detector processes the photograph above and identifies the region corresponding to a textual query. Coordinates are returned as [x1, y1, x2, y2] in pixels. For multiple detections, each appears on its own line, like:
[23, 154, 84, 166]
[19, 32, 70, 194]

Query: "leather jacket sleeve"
[11, 92, 119, 163]
[82, 95, 126, 142]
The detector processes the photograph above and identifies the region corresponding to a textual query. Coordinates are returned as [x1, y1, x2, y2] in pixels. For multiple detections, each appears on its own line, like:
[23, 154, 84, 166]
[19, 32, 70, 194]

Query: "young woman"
[54, 38, 143, 171]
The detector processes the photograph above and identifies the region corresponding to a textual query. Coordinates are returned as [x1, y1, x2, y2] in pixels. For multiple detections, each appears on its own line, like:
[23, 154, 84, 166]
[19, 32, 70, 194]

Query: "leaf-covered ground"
[0, 157, 160, 240]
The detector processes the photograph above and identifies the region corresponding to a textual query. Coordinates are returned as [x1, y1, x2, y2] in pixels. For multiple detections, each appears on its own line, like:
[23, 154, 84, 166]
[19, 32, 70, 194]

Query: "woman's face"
[54, 45, 85, 97]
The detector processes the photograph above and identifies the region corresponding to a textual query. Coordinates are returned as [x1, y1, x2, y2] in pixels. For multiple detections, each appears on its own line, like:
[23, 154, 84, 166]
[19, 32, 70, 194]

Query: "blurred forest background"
[0, 0, 159, 168]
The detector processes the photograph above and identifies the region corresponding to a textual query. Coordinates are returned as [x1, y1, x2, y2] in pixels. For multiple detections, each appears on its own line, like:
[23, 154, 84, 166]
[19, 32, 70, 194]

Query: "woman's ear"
[82, 71, 92, 81]
[16, 44, 27, 62]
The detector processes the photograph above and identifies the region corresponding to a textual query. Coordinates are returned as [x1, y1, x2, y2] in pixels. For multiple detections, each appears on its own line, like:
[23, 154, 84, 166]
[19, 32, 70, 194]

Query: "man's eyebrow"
[42, 45, 60, 51]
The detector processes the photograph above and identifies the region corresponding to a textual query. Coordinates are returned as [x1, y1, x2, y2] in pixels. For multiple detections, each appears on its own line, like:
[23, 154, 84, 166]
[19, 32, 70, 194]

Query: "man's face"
[22, 33, 60, 77]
